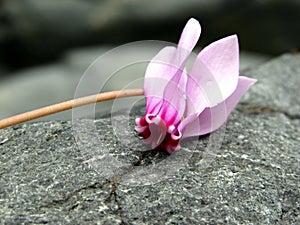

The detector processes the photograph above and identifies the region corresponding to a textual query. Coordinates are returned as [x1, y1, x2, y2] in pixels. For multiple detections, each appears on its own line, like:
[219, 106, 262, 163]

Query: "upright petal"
[196, 35, 240, 102]
[144, 18, 201, 117]
[180, 76, 257, 138]
[144, 46, 178, 114]
[160, 68, 187, 125]
[184, 60, 216, 117]
[144, 17, 201, 106]
[178, 18, 201, 55]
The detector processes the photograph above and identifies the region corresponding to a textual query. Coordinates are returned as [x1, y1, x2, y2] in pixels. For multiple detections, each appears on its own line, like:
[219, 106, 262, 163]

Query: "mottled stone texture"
[0, 54, 299, 224]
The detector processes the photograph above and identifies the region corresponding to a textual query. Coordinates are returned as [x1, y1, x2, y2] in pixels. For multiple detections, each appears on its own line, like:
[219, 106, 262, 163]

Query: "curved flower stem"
[0, 89, 144, 129]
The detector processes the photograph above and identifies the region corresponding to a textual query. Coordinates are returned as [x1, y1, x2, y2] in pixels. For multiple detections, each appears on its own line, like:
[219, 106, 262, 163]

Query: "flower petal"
[184, 60, 216, 116]
[144, 114, 167, 149]
[144, 46, 178, 114]
[160, 68, 187, 125]
[144, 18, 201, 116]
[196, 35, 239, 102]
[178, 18, 201, 55]
[180, 76, 257, 138]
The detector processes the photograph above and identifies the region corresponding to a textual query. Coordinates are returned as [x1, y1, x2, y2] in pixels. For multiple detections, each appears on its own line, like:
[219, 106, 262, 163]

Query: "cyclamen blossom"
[135, 18, 256, 154]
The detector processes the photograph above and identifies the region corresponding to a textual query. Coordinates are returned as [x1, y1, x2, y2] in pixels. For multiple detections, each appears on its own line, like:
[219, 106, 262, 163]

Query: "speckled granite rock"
[0, 54, 299, 224]
[241, 53, 300, 118]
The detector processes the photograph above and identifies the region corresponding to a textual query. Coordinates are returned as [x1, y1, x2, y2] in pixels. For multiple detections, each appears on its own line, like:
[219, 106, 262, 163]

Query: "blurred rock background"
[0, 0, 299, 120]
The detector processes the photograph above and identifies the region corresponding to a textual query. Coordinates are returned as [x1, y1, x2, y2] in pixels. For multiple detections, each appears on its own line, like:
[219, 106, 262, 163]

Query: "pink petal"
[178, 18, 201, 55]
[176, 113, 199, 139]
[196, 35, 240, 102]
[144, 114, 167, 149]
[184, 60, 216, 117]
[144, 17, 200, 99]
[144, 46, 178, 114]
[143, 18, 201, 121]
[179, 76, 257, 138]
[145, 96, 164, 115]
[160, 68, 187, 125]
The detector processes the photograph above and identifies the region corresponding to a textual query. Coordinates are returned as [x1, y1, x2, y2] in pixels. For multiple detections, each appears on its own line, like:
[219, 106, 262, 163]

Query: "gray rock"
[241, 53, 300, 118]
[0, 64, 82, 121]
[240, 52, 270, 71]
[0, 53, 299, 224]
[117, 112, 299, 224]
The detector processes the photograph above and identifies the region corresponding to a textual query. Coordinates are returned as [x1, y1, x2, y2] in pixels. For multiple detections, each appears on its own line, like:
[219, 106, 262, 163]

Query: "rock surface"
[0, 53, 299, 224]
[241, 54, 300, 118]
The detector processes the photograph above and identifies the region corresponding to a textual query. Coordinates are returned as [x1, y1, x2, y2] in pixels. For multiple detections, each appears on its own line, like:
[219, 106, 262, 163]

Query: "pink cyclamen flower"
[135, 18, 257, 154]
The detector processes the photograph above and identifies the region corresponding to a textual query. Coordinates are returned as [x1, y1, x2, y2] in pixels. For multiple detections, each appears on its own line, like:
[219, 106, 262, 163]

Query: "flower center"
[135, 114, 181, 154]
[147, 115, 167, 149]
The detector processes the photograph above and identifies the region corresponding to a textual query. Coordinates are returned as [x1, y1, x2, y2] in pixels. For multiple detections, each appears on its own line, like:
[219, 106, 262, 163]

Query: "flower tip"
[240, 76, 258, 86]
[187, 17, 200, 26]
[185, 17, 201, 34]
[178, 18, 201, 52]
[225, 34, 239, 45]
[231, 34, 238, 39]
[249, 78, 258, 85]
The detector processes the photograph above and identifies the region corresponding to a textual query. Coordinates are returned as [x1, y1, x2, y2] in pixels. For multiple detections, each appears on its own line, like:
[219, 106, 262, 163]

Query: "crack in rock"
[40, 182, 108, 209]
[103, 150, 169, 224]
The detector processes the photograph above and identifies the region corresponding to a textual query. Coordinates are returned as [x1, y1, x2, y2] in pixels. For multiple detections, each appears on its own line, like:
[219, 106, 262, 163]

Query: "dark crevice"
[282, 112, 299, 120]
[133, 149, 169, 166]
[69, 203, 79, 211]
[103, 150, 168, 224]
[105, 177, 126, 225]
[104, 155, 148, 224]
[40, 181, 110, 209]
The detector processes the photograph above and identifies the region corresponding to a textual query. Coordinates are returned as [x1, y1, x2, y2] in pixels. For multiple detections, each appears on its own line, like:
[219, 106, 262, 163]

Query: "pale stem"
[0, 89, 144, 129]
